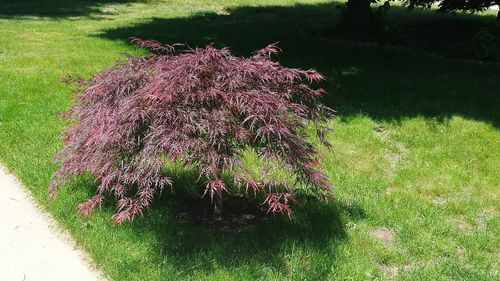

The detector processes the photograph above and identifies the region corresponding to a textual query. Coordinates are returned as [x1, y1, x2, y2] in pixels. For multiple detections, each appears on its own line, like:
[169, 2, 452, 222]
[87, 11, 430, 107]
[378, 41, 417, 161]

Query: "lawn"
[0, 0, 499, 280]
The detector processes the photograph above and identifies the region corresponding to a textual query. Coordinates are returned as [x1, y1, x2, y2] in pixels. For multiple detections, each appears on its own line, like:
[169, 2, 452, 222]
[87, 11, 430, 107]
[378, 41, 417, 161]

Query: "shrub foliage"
[51, 39, 333, 223]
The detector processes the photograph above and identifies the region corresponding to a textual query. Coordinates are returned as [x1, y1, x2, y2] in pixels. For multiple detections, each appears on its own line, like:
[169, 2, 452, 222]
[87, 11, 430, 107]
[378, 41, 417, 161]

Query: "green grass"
[0, 0, 499, 280]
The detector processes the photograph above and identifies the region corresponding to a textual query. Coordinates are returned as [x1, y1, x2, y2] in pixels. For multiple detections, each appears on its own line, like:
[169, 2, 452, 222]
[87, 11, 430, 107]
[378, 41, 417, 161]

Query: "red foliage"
[263, 193, 298, 218]
[51, 39, 334, 223]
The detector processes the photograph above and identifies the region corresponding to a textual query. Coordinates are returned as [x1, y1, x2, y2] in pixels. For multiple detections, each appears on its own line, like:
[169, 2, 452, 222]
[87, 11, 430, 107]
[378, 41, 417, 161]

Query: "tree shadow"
[68, 166, 362, 278]
[66, 165, 362, 278]
[96, 2, 500, 127]
[0, 0, 142, 18]
[127, 189, 364, 279]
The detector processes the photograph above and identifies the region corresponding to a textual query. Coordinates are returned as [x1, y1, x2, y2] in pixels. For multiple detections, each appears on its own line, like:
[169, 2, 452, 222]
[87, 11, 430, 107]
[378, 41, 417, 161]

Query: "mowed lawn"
[0, 0, 499, 280]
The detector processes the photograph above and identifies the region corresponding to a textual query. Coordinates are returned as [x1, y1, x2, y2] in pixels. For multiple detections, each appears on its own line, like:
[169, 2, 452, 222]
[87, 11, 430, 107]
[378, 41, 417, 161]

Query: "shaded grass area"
[0, 0, 499, 280]
[99, 2, 500, 126]
[0, 0, 145, 18]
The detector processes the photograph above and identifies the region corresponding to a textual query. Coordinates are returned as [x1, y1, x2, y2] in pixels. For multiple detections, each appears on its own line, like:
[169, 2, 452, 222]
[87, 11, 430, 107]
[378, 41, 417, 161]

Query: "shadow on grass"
[0, 0, 143, 18]
[72, 168, 362, 278]
[130, 192, 362, 278]
[97, 2, 500, 127]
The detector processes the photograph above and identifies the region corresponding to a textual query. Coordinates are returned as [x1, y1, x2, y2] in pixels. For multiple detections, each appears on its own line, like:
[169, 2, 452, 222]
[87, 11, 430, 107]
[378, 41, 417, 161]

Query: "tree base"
[213, 197, 223, 219]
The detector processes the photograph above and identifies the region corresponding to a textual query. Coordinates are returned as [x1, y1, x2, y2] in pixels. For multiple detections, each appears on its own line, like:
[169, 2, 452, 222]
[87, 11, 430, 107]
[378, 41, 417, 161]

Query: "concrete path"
[0, 165, 106, 281]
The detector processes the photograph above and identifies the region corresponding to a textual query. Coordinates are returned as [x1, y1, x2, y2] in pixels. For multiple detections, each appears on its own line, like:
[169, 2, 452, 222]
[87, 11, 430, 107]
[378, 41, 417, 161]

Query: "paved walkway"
[0, 165, 106, 281]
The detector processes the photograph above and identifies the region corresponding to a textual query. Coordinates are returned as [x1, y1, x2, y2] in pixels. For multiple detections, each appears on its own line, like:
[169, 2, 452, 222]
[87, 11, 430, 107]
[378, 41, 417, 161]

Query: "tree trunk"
[496, 1, 500, 21]
[344, 0, 373, 36]
[213, 196, 223, 219]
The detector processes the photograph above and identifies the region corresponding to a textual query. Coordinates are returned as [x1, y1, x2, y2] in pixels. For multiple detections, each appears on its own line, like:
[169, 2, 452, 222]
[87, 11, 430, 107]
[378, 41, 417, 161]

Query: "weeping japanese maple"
[50, 39, 334, 223]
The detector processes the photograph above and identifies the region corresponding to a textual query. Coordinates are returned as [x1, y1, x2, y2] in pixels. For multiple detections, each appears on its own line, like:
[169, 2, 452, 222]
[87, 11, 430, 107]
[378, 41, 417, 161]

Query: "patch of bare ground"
[372, 226, 396, 245]
[452, 217, 472, 233]
[374, 124, 389, 140]
[174, 195, 267, 233]
[385, 185, 399, 194]
[373, 124, 409, 178]
[475, 207, 499, 230]
[380, 262, 418, 279]
[380, 264, 398, 279]
[430, 194, 448, 204]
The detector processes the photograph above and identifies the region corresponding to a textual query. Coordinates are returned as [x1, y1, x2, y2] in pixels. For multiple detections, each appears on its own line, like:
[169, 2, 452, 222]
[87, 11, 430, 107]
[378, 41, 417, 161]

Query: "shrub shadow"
[99, 167, 363, 278]
[131, 191, 363, 278]
[97, 2, 500, 127]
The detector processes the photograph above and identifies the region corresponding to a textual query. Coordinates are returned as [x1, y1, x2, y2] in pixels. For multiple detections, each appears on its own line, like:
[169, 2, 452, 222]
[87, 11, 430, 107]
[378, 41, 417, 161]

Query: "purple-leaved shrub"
[51, 39, 334, 223]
